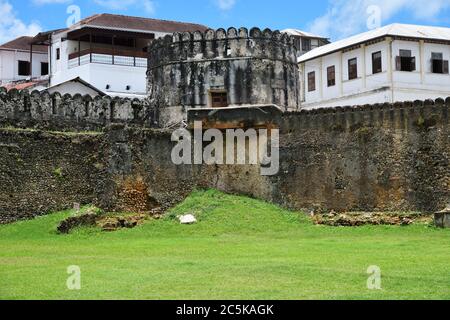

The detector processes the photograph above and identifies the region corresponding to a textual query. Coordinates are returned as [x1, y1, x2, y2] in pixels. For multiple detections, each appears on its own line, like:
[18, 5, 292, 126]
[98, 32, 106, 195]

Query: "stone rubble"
[312, 212, 432, 227]
[179, 214, 197, 225]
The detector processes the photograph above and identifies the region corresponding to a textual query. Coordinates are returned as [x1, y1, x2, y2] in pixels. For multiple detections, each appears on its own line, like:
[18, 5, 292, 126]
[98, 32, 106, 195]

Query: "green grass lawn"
[1, 189, 449, 300]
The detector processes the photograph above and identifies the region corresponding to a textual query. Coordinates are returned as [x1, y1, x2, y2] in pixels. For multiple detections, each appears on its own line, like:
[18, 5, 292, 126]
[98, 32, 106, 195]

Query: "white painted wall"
[0, 49, 48, 84]
[300, 38, 450, 109]
[49, 30, 170, 96]
[46, 80, 100, 96]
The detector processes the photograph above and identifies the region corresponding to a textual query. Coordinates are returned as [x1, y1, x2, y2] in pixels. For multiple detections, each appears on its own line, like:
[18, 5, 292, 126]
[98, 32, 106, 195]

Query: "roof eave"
[299, 32, 450, 64]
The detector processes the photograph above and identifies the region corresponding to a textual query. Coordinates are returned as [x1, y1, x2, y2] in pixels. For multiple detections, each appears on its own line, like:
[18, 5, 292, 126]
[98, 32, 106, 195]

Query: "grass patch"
[0, 189, 449, 300]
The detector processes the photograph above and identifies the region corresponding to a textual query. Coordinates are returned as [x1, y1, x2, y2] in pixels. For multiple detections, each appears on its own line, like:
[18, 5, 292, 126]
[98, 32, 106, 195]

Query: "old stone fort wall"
[1, 85, 449, 223]
[147, 28, 300, 126]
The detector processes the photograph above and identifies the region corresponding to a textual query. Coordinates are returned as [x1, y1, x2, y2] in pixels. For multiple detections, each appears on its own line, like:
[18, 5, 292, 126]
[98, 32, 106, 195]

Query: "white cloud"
[309, 0, 450, 40]
[215, 0, 236, 11]
[143, 0, 156, 15]
[94, 0, 156, 14]
[0, 0, 42, 44]
[32, 0, 72, 4]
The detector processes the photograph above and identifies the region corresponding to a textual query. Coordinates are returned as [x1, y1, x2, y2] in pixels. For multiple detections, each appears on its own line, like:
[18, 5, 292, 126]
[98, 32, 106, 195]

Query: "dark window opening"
[348, 58, 358, 80]
[114, 37, 135, 48]
[307, 71, 316, 92]
[41, 62, 49, 76]
[210, 91, 228, 108]
[18, 60, 30, 76]
[56, 48, 60, 60]
[372, 51, 382, 74]
[302, 38, 311, 52]
[431, 52, 449, 74]
[327, 66, 335, 87]
[293, 37, 301, 53]
[396, 49, 416, 72]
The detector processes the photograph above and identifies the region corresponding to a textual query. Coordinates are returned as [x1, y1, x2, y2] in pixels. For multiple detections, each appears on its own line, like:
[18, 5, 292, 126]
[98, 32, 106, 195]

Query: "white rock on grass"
[179, 214, 197, 225]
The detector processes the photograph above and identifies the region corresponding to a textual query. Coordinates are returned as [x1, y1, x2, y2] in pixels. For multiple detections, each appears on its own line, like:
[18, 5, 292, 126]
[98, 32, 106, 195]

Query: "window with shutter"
[410, 57, 416, 71]
[395, 56, 401, 71]
[308, 72, 316, 92]
[397, 50, 415, 72]
[302, 39, 311, 52]
[444, 60, 449, 74]
[327, 66, 335, 87]
[348, 58, 357, 80]
[400, 50, 411, 58]
[210, 91, 228, 108]
[372, 51, 382, 74]
[431, 52, 447, 74]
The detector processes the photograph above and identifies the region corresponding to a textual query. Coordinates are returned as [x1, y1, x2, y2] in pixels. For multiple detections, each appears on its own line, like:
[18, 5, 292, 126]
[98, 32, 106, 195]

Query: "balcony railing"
[68, 48, 147, 69]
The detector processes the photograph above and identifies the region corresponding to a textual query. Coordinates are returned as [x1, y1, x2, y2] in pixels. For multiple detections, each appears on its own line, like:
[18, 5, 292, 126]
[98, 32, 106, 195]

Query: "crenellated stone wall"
[0, 87, 155, 131]
[1, 97, 449, 224]
[147, 28, 300, 126]
[276, 98, 450, 212]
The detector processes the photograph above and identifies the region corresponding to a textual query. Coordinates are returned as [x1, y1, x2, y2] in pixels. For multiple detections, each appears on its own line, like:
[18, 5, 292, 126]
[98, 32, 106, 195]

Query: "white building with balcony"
[298, 24, 450, 109]
[0, 36, 48, 85]
[31, 14, 208, 98]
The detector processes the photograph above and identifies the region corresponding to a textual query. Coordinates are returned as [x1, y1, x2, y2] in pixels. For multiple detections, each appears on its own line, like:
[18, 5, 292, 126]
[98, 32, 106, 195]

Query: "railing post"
[133, 38, 136, 67]
[29, 44, 33, 79]
[89, 32, 92, 63]
[112, 35, 115, 65]
[78, 37, 81, 66]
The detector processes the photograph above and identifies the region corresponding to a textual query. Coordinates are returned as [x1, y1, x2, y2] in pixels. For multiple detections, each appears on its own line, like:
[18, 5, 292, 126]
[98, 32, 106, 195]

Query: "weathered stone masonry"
[0, 87, 154, 131]
[148, 28, 300, 126]
[0, 26, 448, 223]
[1, 97, 449, 223]
[0, 129, 106, 224]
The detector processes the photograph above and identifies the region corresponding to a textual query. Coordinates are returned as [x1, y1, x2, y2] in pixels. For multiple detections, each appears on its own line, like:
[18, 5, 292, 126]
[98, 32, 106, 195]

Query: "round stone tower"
[147, 27, 300, 126]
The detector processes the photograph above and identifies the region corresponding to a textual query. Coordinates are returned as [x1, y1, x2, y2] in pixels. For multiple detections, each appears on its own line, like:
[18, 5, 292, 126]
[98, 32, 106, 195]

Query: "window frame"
[307, 71, 316, 92]
[18, 60, 30, 76]
[327, 66, 336, 87]
[399, 49, 412, 58]
[41, 62, 49, 76]
[431, 52, 448, 74]
[372, 51, 382, 74]
[209, 90, 229, 108]
[348, 58, 358, 80]
[302, 38, 312, 52]
[396, 49, 416, 72]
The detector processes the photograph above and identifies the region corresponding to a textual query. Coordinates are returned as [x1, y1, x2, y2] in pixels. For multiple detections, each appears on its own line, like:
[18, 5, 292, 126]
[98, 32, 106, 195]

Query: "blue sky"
[1, 0, 450, 44]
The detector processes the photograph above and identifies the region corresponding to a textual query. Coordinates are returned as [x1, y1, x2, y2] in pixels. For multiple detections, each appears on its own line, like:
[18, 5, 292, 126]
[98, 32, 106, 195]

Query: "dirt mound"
[57, 208, 101, 234]
[57, 207, 164, 234]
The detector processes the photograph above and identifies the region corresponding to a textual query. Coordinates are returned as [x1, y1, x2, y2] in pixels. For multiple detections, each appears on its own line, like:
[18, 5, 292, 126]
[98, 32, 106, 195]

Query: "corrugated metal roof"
[281, 29, 328, 39]
[298, 23, 450, 63]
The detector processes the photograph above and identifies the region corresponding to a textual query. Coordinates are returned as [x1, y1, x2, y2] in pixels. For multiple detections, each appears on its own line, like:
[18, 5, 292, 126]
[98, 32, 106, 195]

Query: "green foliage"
[0, 190, 449, 300]
[417, 115, 425, 127]
[53, 167, 64, 180]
